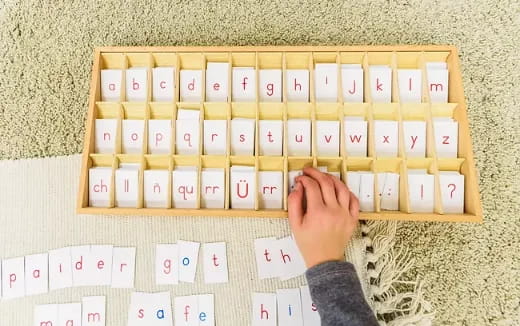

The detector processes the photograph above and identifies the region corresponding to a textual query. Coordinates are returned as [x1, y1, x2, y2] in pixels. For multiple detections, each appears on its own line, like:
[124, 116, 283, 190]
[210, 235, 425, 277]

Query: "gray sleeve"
[305, 261, 379, 326]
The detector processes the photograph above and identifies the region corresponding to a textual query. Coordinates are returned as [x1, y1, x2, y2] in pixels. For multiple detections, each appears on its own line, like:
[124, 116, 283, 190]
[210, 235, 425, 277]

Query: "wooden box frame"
[77, 46, 482, 222]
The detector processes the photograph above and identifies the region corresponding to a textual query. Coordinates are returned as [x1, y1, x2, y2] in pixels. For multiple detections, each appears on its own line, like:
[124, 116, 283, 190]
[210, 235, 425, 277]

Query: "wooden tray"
[77, 46, 482, 222]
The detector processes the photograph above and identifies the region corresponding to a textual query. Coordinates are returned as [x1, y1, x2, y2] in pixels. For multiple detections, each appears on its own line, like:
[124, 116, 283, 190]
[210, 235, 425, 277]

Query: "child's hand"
[288, 167, 360, 269]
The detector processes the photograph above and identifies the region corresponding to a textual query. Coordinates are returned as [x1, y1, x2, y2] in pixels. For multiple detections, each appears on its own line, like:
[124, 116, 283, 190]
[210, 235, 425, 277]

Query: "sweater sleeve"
[305, 261, 379, 326]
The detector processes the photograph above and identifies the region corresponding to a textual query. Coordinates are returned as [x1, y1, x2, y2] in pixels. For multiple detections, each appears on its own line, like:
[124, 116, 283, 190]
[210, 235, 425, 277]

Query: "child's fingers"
[330, 175, 350, 209]
[295, 175, 324, 210]
[349, 191, 360, 220]
[288, 182, 304, 230]
[302, 167, 338, 207]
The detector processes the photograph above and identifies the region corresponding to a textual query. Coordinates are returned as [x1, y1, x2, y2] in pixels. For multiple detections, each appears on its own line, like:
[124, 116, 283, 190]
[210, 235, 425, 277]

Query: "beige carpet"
[0, 0, 519, 324]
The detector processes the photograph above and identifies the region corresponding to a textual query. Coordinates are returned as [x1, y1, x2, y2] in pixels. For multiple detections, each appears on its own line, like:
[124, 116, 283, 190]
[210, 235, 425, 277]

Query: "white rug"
[0, 155, 432, 325]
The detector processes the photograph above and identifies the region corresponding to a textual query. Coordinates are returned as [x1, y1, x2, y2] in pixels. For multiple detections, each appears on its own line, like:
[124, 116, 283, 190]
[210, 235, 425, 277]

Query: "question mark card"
[378, 172, 400, 211]
[439, 171, 464, 213]
[408, 169, 435, 213]
[172, 166, 199, 208]
[230, 166, 256, 209]
[176, 109, 201, 155]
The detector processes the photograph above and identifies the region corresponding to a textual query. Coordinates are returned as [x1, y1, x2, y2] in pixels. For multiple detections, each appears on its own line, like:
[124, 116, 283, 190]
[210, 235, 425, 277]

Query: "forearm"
[306, 261, 379, 326]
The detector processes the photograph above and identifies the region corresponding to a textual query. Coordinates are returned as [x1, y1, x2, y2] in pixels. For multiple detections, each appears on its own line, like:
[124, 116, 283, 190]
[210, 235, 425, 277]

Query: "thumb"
[288, 181, 304, 231]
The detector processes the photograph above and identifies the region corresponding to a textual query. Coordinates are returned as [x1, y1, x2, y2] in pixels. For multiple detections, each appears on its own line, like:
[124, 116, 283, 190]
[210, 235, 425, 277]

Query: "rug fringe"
[361, 220, 435, 326]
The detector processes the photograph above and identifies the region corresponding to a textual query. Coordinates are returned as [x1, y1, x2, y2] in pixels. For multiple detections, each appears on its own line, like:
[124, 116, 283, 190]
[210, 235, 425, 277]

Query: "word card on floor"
[252, 286, 320, 326]
[1, 246, 136, 300]
[34, 296, 105, 326]
[79, 46, 482, 223]
[155, 241, 229, 285]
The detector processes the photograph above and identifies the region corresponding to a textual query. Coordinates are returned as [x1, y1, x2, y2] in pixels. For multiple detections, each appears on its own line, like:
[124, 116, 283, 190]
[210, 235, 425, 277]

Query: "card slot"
[366, 51, 394, 66]
[88, 153, 117, 208]
[225, 156, 231, 209]
[204, 52, 230, 103]
[308, 53, 316, 104]
[430, 160, 443, 214]
[120, 103, 147, 155]
[282, 52, 288, 103]
[343, 104, 370, 159]
[345, 157, 375, 212]
[458, 158, 479, 216]
[200, 155, 227, 209]
[446, 51, 462, 103]
[405, 158, 438, 214]
[100, 52, 126, 70]
[257, 156, 284, 210]
[430, 104, 460, 159]
[396, 52, 422, 69]
[229, 156, 256, 210]
[177, 53, 204, 103]
[124, 53, 150, 103]
[172, 155, 201, 209]
[120, 55, 128, 102]
[178, 53, 205, 70]
[373, 158, 403, 212]
[390, 51, 399, 103]
[339, 52, 365, 104]
[142, 155, 173, 208]
[399, 161, 410, 213]
[151, 53, 177, 103]
[362, 52, 370, 103]
[372, 103, 400, 120]
[418, 52, 430, 103]
[113, 154, 143, 208]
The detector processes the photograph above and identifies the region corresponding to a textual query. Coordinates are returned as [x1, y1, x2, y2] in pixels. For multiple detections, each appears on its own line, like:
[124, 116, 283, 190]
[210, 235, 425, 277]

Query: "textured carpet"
[0, 0, 519, 324]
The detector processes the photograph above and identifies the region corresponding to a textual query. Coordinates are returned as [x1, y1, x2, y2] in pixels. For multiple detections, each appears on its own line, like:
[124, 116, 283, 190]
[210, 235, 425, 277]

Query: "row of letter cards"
[89, 155, 464, 213]
[34, 296, 106, 326]
[34, 293, 216, 326]
[1, 245, 135, 300]
[99, 51, 449, 104]
[94, 104, 461, 158]
[252, 287, 320, 326]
